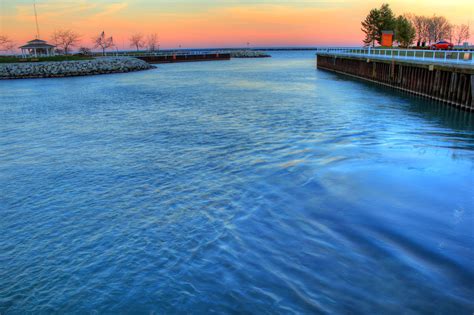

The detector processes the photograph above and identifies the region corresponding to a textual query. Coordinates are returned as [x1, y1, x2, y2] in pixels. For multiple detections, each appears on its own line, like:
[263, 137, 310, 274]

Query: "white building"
[19, 39, 56, 57]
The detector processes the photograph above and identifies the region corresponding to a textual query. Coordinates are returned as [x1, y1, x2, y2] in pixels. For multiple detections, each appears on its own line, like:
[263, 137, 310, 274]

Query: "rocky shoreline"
[230, 50, 271, 58]
[0, 57, 154, 79]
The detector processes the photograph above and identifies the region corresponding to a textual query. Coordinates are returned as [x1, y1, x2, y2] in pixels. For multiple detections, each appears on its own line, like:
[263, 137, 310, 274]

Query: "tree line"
[362, 3, 470, 48]
[0, 31, 161, 55]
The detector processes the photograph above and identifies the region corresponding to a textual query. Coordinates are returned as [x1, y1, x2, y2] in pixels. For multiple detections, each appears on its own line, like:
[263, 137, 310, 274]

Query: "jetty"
[316, 48, 474, 111]
[94, 50, 271, 64]
[229, 50, 271, 58]
[133, 52, 231, 64]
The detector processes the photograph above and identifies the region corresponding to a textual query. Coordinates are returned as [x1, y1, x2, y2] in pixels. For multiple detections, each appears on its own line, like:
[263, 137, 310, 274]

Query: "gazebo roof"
[19, 39, 56, 49]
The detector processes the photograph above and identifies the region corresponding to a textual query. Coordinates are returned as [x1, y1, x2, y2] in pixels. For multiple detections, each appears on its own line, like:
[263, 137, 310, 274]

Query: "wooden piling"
[316, 54, 473, 111]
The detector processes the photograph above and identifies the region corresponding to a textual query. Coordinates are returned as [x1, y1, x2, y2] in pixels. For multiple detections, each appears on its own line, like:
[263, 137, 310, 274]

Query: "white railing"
[316, 48, 474, 66]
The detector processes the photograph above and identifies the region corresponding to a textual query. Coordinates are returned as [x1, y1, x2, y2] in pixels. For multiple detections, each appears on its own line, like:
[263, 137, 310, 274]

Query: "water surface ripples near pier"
[1, 52, 473, 314]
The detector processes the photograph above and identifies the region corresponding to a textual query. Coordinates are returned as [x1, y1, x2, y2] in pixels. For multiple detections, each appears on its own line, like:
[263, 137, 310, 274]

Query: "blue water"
[1, 52, 473, 314]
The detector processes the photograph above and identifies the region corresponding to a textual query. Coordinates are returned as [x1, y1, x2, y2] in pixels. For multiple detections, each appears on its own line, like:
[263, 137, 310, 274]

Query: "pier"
[316, 48, 474, 111]
[123, 52, 231, 64]
[93, 50, 270, 63]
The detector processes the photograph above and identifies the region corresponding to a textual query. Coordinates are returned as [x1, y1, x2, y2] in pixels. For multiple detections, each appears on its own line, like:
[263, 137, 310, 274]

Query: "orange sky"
[1, 0, 473, 49]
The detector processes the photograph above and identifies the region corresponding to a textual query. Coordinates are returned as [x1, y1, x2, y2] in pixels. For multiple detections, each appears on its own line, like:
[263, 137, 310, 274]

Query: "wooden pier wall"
[137, 53, 231, 64]
[317, 55, 473, 111]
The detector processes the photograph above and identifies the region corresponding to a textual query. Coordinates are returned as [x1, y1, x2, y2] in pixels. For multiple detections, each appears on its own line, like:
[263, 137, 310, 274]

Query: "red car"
[430, 41, 454, 50]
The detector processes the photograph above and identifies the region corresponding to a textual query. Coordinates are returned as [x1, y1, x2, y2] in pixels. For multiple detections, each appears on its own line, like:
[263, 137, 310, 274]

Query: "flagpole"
[34, 0, 40, 39]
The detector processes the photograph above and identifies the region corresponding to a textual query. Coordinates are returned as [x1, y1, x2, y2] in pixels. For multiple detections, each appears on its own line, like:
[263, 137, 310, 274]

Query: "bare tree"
[0, 35, 13, 50]
[427, 15, 451, 43]
[445, 23, 454, 43]
[0, 36, 15, 54]
[408, 15, 430, 45]
[51, 29, 81, 55]
[129, 33, 145, 51]
[0, 35, 9, 46]
[4, 41, 16, 53]
[78, 47, 92, 56]
[455, 24, 470, 45]
[147, 33, 159, 52]
[93, 31, 114, 56]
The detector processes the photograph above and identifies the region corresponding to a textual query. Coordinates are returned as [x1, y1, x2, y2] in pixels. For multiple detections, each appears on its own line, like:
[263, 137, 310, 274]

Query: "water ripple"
[1, 51, 473, 314]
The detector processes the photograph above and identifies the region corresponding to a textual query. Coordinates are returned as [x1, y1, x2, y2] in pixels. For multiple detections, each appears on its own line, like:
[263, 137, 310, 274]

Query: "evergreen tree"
[396, 15, 416, 48]
[361, 8, 380, 47]
[377, 4, 397, 44]
[361, 4, 397, 47]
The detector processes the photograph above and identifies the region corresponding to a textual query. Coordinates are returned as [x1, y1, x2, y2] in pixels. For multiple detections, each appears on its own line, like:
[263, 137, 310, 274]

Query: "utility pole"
[34, 0, 41, 39]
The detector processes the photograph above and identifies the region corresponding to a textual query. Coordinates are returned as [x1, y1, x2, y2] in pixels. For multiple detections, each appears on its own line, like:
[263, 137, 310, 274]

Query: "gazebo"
[19, 39, 56, 57]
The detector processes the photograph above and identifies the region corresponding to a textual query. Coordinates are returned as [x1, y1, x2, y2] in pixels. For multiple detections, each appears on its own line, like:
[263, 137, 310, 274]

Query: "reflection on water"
[0, 51, 473, 314]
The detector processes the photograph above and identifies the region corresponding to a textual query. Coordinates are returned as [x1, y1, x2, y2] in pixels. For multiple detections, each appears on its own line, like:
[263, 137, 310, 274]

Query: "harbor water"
[0, 52, 473, 313]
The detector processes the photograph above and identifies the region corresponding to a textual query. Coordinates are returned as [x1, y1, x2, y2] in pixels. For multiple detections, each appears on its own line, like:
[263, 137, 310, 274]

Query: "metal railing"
[316, 48, 474, 66]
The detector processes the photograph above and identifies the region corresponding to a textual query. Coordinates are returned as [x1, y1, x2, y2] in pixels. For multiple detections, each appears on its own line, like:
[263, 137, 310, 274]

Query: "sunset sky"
[1, 0, 473, 49]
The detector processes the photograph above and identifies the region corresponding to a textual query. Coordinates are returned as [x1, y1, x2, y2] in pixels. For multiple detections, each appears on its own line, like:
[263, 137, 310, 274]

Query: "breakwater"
[317, 53, 473, 111]
[126, 51, 271, 63]
[230, 50, 271, 58]
[136, 53, 230, 64]
[0, 57, 153, 79]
